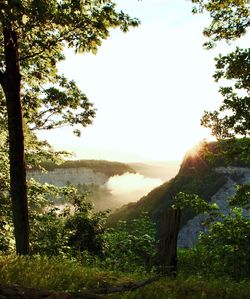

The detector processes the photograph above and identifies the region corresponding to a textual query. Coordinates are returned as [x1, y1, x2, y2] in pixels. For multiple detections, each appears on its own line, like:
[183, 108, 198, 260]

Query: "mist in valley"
[89, 161, 180, 211]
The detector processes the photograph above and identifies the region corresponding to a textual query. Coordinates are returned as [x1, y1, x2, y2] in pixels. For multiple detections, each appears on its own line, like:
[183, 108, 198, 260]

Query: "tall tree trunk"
[3, 27, 29, 255]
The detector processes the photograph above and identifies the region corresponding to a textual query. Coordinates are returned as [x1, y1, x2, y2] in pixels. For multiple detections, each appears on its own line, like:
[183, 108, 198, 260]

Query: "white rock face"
[27, 167, 109, 187]
[177, 166, 250, 247]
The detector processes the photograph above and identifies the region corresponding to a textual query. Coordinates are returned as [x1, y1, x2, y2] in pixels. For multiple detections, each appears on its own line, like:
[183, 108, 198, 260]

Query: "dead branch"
[88, 275, 162, 294]
[0, 284, 107, 299]
[0, 275, 162, 298]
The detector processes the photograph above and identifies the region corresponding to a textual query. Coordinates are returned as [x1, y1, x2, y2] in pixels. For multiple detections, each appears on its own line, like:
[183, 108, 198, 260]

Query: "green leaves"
[102, 213, 157, 272]
[173, 192, 219, 215]
[23, 75, 96, 132]
[229, 184, 250, 209]
[201, 48, 250, 139]
[197, 208, 250, 280]
[214, 48, 250, 88]
[174, 190, 250, 279]
[0, 0, 139, 136]
[192, 0, 250, 48]
[194, 1, 249, 154]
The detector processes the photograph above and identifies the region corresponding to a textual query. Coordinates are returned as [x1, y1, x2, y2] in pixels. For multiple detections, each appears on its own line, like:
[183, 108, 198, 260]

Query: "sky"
[37, 0, 249, 163]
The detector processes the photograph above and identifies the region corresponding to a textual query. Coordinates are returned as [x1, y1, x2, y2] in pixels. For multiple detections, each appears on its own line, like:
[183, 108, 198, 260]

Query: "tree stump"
[156, 208, 181, 276]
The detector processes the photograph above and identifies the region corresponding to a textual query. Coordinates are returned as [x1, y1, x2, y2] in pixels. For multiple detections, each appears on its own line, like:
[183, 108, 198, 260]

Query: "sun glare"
[186, 142, 204, 158]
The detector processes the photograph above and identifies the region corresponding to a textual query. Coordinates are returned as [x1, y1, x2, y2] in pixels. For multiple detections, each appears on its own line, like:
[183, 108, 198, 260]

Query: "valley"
[27, 159, 180, 211]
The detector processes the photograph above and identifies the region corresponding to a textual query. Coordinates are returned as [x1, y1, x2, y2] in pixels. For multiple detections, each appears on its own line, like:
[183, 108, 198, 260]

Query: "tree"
[0, 0, 139, 254]
[0, 122, 109, 256]
[201, 48, 250, 139]
[187, 3, 250, 278]
[192, 0, 250, 152]
[0, 122, 62, 252]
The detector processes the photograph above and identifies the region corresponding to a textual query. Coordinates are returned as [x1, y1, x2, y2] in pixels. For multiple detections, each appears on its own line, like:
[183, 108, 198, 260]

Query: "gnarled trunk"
[3, 26, 29, 254]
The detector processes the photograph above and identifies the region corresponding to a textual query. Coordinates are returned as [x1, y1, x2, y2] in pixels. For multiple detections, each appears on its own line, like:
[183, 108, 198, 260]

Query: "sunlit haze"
[36, 0, 249, 162]
[106, 173, 162, 197]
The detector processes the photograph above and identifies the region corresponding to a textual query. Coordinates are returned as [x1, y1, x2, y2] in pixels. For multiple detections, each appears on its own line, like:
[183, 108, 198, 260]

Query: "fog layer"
[95, 172, 163, 209]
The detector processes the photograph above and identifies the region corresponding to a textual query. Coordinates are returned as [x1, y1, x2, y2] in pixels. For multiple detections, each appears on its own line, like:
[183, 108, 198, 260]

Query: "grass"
[0, 255, 250, 299]
[112, 276, 250, 299]
[0, 255, 137, 292]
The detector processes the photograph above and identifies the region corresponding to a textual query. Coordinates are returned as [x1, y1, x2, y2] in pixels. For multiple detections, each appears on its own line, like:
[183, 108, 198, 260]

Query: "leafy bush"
[29, 185, 109, 257]
[196, 208, 250, 280]
[175, 192, 250, 280]
[0, 171, 109, 257]
[101, 213, 157, 272]
[64, 193, 108, 256]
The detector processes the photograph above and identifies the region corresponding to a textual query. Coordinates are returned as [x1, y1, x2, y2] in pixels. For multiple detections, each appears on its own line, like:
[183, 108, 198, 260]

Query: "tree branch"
[18, 24, 83, 62]
[88, 275, 162, 294]
[0, 284, 107, 299]
[0, 276, 162, 298]
[30, 123, 69, 131]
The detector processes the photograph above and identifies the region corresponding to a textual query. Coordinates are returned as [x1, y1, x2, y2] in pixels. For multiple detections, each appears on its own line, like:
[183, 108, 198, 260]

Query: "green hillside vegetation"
[107, 140, 250, 229]
[31, 159, 136, 177]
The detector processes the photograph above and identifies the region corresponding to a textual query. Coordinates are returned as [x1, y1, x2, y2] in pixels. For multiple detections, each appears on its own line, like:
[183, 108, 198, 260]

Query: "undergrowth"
[0, 255, 250, 299]
[0, 255, 137, 292]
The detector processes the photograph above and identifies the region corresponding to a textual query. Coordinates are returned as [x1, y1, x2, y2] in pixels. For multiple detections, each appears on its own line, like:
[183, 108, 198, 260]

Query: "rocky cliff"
[28, 167, 109, 187]
[27, 160, 135, 187]
[177, 166, 250, 247]
[108, 141, 250, 247]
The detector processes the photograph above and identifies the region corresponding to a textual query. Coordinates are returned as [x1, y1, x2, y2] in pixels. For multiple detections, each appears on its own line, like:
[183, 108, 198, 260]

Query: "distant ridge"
[30, 159, 136, 177]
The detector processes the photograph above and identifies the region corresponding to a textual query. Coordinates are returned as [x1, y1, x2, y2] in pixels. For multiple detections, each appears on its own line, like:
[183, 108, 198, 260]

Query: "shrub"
[101, 213, 157, 272]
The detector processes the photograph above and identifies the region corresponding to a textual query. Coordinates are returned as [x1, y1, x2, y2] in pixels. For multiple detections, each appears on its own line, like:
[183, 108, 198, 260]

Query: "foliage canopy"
[192, 0, 250, 49]
[0, 0, 139, 133]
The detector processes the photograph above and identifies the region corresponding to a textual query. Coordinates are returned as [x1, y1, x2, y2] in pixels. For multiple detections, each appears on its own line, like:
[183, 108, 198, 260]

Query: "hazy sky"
[37, 0, 249, 162]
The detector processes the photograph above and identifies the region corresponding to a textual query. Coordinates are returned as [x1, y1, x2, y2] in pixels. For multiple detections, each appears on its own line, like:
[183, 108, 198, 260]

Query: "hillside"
[107, 140, 250, 246]
[30, 159, 135, 177]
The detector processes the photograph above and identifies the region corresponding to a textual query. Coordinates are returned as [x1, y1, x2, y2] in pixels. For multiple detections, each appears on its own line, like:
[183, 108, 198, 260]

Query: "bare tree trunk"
[3, 26, 29, 255]
[156, 208, 181, 276]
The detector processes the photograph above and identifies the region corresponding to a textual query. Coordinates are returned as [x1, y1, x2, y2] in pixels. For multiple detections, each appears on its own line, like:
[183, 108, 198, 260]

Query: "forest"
[29, 159, 135, 176]
[0, 1, 250, 298]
